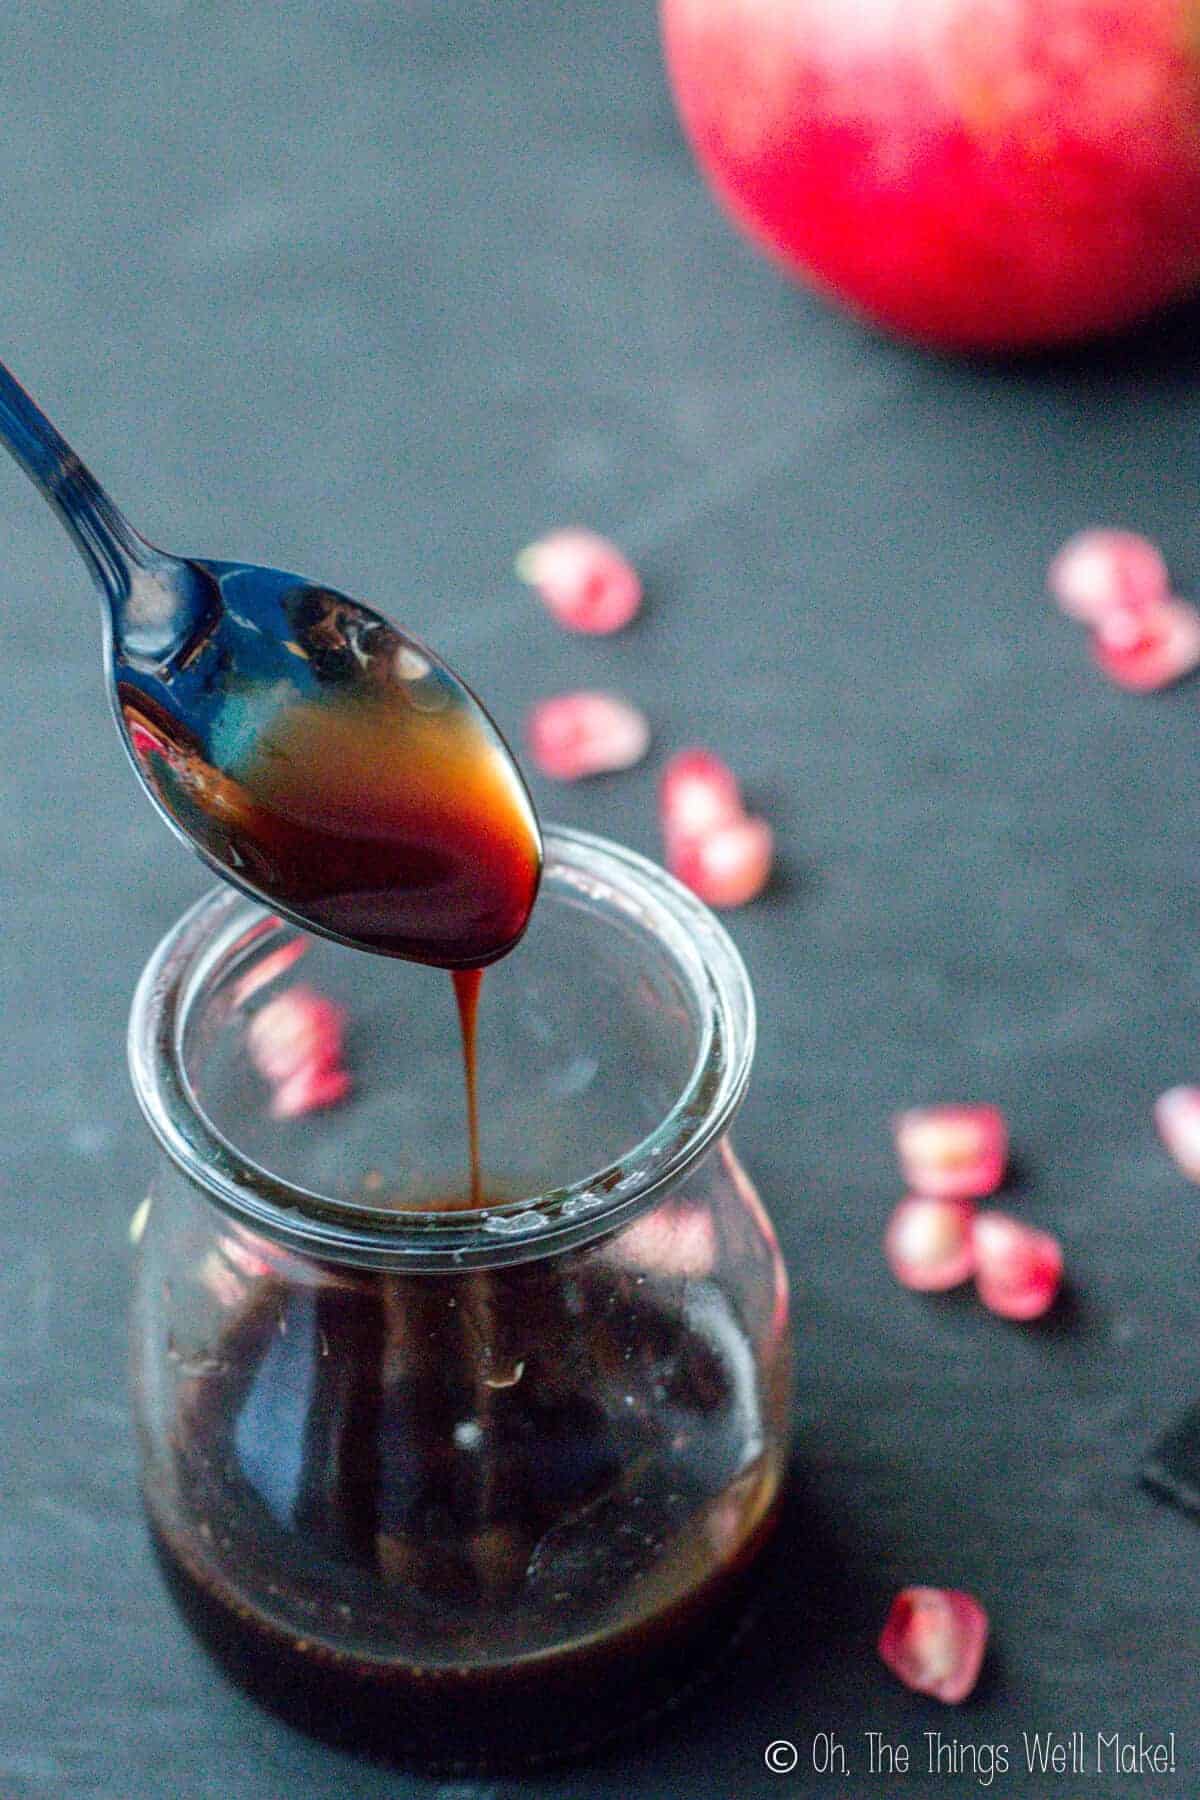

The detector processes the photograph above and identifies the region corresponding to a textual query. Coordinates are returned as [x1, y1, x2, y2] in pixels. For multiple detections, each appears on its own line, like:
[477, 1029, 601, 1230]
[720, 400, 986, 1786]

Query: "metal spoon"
[0, 361, 542, 968]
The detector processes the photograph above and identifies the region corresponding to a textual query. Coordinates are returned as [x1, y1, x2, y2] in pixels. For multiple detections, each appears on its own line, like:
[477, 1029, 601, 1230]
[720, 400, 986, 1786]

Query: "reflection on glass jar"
[128, 828, 792, 1770]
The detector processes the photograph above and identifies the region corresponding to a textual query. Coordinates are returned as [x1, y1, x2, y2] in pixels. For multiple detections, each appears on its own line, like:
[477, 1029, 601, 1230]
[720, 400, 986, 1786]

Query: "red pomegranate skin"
[659, 0, 1200, 350]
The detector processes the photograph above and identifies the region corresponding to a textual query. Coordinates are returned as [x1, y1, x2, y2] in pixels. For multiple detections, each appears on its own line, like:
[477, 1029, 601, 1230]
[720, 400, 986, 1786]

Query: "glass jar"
[128, 826, 792, 1771]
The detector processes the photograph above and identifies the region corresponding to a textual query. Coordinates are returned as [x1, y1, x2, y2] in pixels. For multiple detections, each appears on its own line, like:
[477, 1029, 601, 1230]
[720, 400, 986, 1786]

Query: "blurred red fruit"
[247, 986, 351, 1119]
[515, 528, 641, 633]
[894, 1105, 1007, 1202]
[669, 813, 773, 908]
[884, 1195, 976, 1292]
[973, 1212, 1063, 1320]
[1047, 530, 1169, 625]
[247, 987, 346, 1084]
[1090, 596, 1200, 691]
[1155, 1086, 1200, 1181]
[660, 748, 743, 848]
[879, 1588, 989, 1703]
[271, 1061, 353, 1121]
[660, 750, 772, 908]
[526, 691, 650, 780]
[613, 1202, 718, 1279]
[660, 0, 1200, 350]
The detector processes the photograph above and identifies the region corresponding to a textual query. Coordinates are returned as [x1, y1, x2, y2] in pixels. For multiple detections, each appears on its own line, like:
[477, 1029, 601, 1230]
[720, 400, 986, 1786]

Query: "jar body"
[127, 837, 790, 1768]
[132, 1138, 790, 1767]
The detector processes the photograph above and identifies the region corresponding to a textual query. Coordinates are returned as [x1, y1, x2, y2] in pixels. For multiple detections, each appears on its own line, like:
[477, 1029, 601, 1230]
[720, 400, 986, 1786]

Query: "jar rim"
[127, 826, 756, 1269]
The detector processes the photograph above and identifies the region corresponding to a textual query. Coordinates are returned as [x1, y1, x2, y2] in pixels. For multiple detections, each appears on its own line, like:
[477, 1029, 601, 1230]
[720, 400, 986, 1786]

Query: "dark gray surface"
[3, 3, 1200, 1797]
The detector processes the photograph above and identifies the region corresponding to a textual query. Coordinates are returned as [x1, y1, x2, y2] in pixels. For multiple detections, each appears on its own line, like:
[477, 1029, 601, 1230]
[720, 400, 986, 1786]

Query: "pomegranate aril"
[247, 985, 352, 1118]
[247, 987, 347, 1084]
[1154, 1086, 1200, 1182]
[972, 1211, 1062, 1321]
[613, 1202, 717, 1279]
[200, 1225, 281, 1305]
[659, 748, 772, 909]
[231, 935, 310, 1007]
[271, 1060, 353, 1121]
[879, 1588, 988, 1704]
[894, 1104, 1007, 1202]
[1047, 529, 1168, 625]
[515, 528, 641, 634]
[659, 748, 742, 847]
[1090, 596, 1200, 692]
[1091, 597, 1154, 653]
[884, 1196, 976, 1292]
[128, 720, 164, 762]
[669, 814, 773, 909]
[525, 691, 650, 781]
[220, 1234, 276, 1281]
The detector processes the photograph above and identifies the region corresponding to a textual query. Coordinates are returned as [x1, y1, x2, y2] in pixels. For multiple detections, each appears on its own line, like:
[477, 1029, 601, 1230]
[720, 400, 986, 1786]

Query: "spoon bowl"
[0, 364, 542, 968]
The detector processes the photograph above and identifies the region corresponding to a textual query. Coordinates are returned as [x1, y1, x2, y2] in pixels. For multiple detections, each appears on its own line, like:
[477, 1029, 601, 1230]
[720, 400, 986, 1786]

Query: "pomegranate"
[972, 1211, 1063, 1319]
[659, 747, 773, 907]
[894, 1104, 1007, 1201]
[659, 0, 1200, 350]
[1090, 594, 1200, 690]
[884, 1195, 977, 1292]
[515, 529, 642, 634]
[1047, 529, 1169, 626]
[660, 748, 744, 848]
[526, 691, 651, 780]
[668, 813, 774, 908]
[246, 986, 352, 1119]
[612, 1202, 719, 1278]
[270, 1060, 353, 1122]
[879, 1587, 989, 1703]
[1155, 1085, 1200, 1180]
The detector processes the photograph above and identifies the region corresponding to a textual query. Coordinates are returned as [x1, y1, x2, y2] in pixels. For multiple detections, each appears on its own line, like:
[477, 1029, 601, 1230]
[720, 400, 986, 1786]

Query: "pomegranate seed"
[246, 986, 347, 1085]
[1090, 597, 1155, 653]
[879, 1588, 989, 1704]
[515, 528, 641, 634]
[613, 1202, 717, 1279]
[669, 814, 773, 909]
[247, 986, 352, 1117]
[231, 935, 309, 1007]
[1154, 1086, 1200, 1181]
[219, 1233, 276, 1281]
[884, 1196, 976, 1292]
[659, 749, 742, 848]
[1090, 596, 1200, 692]
[128, 720, 161, 761]
[894, 1105, 1007, 1202]
[660, 750, 772, 909]
[271, 1060, 353, 1121]
[525, 690, 650, 781]
[1047, 529, 1168, 625]
[972, 1211, 1063, 1321]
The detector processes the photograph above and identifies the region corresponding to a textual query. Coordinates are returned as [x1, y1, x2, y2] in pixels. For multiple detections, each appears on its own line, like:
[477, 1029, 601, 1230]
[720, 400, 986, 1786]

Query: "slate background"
[4, 3, 1200, 1797]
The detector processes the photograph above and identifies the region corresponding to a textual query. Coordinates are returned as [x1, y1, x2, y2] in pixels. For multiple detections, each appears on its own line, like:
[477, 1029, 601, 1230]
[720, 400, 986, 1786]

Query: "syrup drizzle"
[451, 967, 485, 1206]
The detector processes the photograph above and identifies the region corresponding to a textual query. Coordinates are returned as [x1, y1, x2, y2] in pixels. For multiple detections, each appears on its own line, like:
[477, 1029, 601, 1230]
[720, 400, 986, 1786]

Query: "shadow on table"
[961, 292, 1200, 388]
[589, 1453, 892, 1773]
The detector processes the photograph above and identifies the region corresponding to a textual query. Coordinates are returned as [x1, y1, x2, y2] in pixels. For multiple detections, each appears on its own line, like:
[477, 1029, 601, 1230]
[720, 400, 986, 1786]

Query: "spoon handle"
[0, 360, 153, 605]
